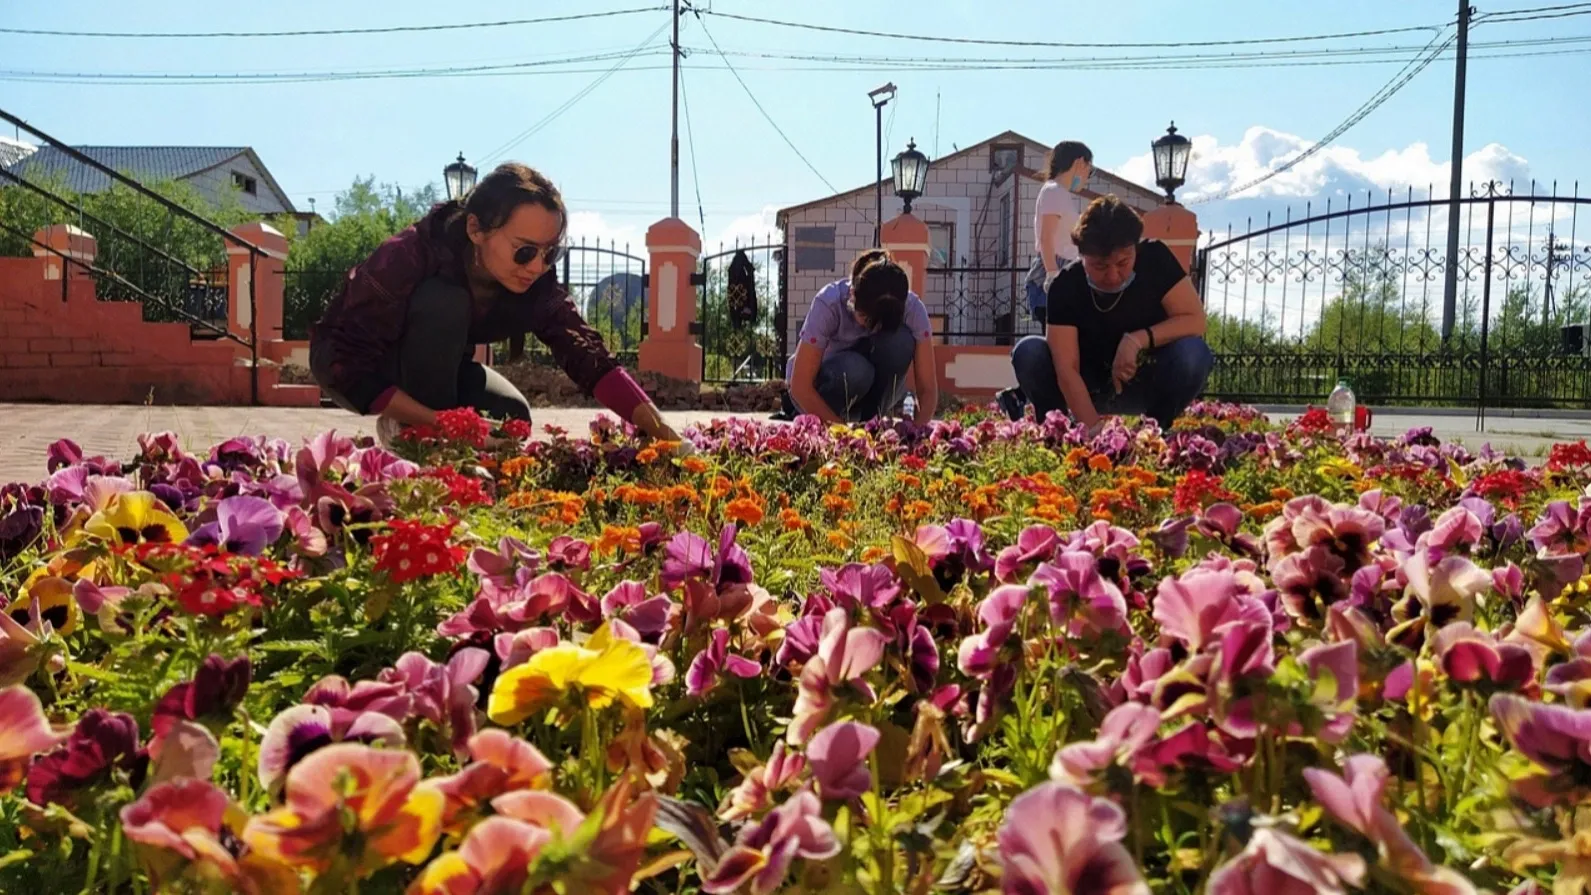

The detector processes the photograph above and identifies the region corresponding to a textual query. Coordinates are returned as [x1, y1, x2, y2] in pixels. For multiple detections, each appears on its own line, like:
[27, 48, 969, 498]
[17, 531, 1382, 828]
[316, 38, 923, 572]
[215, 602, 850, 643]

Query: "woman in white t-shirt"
[1026, 141, 1095, 318]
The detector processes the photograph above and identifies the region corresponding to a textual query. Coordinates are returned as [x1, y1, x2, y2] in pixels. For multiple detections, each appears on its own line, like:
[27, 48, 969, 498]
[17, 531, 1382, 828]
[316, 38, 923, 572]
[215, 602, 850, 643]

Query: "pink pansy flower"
[495, 626, 562, 669]
[1030, 551, 1129, 638]
[1206, 827, 1366, 895]
[1297, 639, 1360, 743]
[700, 789, 841, 895]
[996, 781, 1150, 895]
[686, 627, 762, 698]
[1303, 754, 1479, 895]
[1431, 623, 1536, 694]
[466, 536, 540, 590]
[994, 525, 1062, 583]
[1152, 567, 1269, 653]
[807, 720, 879, 802]
[120, 777, 299, 894]
[407, 815, 550, 895]
[146, 719, 220, 785]
[0, 685, 67, 793]
[256, 703, 406, 795]
[1544, 631, 1591, 708]
[377, 648, 489, 757]
[1263, 496, 1335, 561]
[788, 608, 889, 744]
[1489, 694, 1591, 807]
[433, 728, 553, 833]
[244, 743, 443, 875]
[599, 580, 674, 642]
[1388, 552, 1490, 650]
[0, 611, 43, 688]
[1049, 702, 1163, 788]
[957, 584, 1030, 678]
[720, 741, 807, 822]
[1272, 546, 1349, 623]
[1421, 505, 1485, 559]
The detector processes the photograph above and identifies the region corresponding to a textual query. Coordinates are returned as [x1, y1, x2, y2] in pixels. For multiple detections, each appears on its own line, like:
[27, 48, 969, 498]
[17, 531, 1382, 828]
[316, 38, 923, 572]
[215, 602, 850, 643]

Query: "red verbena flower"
[436, 408, 492, 448]
[500, 418, 533, 441]
[1293, 407, 1334, 434]
[1173, 470, 1239, 515]
[1471, 469, 1539, 508]
[1548, 440, 1591, 473]
[372, 519, 466, 584]
[425, 468, 494, 508]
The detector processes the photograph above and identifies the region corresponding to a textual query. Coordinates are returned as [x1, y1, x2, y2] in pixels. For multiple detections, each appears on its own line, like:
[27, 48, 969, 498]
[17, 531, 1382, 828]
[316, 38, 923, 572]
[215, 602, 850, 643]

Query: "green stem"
[82, 825, 103, 894]
[869, 748, 896, 895]
[1460, 689, 1481, 801]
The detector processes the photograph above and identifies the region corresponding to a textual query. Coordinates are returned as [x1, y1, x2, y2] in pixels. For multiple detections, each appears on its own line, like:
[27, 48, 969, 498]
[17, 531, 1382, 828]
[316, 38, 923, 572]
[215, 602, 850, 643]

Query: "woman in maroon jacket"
[310, 162, 683, 446]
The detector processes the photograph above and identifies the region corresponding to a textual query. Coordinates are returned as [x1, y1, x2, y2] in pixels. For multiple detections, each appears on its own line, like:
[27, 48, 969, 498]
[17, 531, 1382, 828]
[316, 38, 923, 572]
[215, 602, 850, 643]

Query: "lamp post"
[443, 152, 478, 202]
[891, 139, 930, 215]
[1150, 122, 1193, 204]
[868, 82, 897, 246]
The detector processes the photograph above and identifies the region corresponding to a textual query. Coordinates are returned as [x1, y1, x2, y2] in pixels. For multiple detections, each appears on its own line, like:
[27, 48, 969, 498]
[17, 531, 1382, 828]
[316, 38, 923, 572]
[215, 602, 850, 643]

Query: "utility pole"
[670, 0, 682, 220]
[1440, 0, 1472, 343]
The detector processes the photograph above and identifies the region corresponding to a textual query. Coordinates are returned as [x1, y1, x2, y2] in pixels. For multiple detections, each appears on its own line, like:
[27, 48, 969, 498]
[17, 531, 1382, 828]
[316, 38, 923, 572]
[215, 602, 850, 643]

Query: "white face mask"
[1086, 271, 1137, 294]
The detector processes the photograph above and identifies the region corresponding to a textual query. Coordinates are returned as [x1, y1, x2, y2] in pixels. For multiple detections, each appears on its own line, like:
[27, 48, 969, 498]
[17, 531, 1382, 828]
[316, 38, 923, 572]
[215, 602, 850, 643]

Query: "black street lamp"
[1151, 122, 1193, 204]
[891, 139, 930, 214]
[443, 152, 478, 201]
[868, 82, 897, 246]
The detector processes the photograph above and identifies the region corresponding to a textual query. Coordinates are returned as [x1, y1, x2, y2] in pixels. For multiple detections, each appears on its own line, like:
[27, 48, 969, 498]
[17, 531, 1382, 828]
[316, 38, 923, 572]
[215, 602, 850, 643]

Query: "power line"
[678, 64, 708, 235]
[1478, 1, 1591, 17]
[478, 21, 671, 164]
[697, 8, 1447, 49]
[690, 12, 869, 220]
[0, 6, 667, 39]
[1195, 27, 1458, 204]
[1477, 6, 1591, 22]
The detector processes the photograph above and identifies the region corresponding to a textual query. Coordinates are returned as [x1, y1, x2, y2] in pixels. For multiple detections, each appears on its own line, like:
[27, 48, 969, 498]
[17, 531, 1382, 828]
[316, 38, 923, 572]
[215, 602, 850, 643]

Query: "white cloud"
[564, 205, 784, 254]
[1115, 126, 1531, 203]
[564, 211, 647, 249]
[709, 204, 782, 251]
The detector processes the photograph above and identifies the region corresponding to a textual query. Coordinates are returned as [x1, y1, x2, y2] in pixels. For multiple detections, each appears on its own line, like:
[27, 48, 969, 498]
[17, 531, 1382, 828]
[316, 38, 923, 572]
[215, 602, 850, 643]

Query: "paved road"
[1, 402, 1586, 487]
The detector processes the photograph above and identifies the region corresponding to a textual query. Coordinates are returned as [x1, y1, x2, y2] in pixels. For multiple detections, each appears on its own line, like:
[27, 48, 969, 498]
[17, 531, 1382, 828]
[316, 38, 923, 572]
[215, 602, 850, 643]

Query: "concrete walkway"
[1, 403, 1586, 487]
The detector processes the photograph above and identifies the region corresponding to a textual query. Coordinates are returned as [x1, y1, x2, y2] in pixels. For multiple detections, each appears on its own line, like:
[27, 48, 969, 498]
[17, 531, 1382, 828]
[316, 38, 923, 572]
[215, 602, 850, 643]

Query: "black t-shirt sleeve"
[1046, 267, 1084, 327]
[1137, 240, 1187, 300]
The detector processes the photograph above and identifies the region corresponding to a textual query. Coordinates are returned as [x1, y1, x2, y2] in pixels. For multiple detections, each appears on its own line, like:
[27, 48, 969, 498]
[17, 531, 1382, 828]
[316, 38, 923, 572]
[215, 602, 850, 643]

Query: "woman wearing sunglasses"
[310, 162, 684, 447]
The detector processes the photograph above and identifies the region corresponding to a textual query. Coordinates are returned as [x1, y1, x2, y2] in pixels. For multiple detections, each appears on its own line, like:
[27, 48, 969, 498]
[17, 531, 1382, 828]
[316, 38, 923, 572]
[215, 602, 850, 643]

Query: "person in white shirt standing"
[1005, 141, 1094, 420]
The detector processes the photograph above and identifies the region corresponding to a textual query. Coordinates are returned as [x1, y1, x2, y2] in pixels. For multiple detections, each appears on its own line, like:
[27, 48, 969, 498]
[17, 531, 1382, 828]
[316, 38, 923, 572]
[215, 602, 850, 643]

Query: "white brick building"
[777, 131, 1161, 349]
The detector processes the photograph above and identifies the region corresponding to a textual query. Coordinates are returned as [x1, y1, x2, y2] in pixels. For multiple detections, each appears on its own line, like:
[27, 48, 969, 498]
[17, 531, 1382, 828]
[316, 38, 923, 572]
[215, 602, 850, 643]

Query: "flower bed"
[1, 403, 1589, 894]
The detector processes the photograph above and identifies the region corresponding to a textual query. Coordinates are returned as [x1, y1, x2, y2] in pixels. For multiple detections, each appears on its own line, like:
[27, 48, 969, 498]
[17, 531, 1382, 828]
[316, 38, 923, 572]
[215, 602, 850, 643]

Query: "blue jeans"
[1010, 334, 1214, 429]
[793, 326, 917, 422]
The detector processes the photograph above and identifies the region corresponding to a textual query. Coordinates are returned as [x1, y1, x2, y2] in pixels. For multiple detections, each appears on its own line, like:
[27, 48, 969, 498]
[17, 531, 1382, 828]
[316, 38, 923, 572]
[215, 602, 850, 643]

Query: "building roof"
[0, 137, 36, 169]
[776, 129, 1160, 225]
[4, 145, 295, 211]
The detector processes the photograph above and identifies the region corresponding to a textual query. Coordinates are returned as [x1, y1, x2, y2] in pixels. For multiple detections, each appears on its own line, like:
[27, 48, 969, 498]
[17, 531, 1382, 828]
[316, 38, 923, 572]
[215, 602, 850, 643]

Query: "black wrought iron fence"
[923, 264, 1038, 346]
[283, 268, 346, 340]
[696, 239, 786, 383]
[1193, 181, 1591, 409]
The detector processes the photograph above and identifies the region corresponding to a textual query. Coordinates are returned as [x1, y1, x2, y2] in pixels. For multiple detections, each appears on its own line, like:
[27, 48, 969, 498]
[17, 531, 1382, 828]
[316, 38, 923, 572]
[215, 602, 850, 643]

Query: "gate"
[505, 239, 647, 367]
[694, 239, 787, 383]
[1193, 181, 1591, 410]
[923, 264, 1038, 346]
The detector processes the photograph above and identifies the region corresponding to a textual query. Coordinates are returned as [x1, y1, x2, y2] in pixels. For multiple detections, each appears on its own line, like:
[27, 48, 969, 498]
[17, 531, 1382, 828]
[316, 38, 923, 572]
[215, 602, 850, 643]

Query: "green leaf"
[65, 661, 121, 683]
[890, 535, 946, 604]
[0, 849, 35, 870]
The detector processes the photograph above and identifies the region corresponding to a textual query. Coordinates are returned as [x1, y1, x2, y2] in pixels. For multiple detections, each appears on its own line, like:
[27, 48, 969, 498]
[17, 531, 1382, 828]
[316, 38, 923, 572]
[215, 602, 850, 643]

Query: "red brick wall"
[0, 256, 278, 404]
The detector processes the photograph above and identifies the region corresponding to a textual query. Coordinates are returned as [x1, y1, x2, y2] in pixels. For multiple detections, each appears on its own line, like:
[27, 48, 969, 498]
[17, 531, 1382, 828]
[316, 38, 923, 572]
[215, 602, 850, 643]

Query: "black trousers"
[312, 277, 532, 420]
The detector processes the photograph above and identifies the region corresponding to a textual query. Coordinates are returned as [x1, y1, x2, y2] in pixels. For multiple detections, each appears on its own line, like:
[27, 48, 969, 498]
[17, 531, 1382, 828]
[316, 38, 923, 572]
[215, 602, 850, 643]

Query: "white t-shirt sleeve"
[904, 294, 934, 343]
[1034, 183, 1080, 261]
[797, 281, 845, 354]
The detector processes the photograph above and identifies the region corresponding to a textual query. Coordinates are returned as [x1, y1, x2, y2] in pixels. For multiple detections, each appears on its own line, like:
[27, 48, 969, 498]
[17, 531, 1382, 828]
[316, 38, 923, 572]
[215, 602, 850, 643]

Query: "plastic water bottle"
[1326, 378, 1356, 434]
[902, 392, 918, 421]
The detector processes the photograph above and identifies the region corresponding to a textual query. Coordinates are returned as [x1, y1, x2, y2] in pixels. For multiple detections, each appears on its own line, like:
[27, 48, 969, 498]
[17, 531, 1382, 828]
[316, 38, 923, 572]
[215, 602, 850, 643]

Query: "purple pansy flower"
[686, 628, 761, 698]
[185, 495, 283, 555]
[27, 709, 146, 809]
[996, 781, 1150, 895]
[806, 720, 879, 802]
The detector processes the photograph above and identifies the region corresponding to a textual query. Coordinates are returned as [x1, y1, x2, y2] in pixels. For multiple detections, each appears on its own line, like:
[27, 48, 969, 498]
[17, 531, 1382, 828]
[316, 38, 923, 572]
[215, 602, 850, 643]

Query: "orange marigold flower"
[926, 480, 946, 497]
[826, 531, 851, 550]
[1141, 487, 1172, 501]
[1088, 454, 1114, 472]
[708, 476, 733, 499]
[836, 479, 855, 496]
[896, 473, 922, 490]
[1064, 448, 1090, 467]
[903, 500, 933, 523]
[725, 497, 765, 527]
[666, 484, 700, 506]
[499, 457, 536, 479]
[1270, 486, 1295, 501]
[597, 525, 642, 555]
[1244, 501, 1283, 521]
[780, 508, 810, 532]
[681, 456, 710, 475]
[860, 546, 887, 564]
[885, 496, 903, 515]
[636, 448, 659, 465]
[822, 494, 854, 516]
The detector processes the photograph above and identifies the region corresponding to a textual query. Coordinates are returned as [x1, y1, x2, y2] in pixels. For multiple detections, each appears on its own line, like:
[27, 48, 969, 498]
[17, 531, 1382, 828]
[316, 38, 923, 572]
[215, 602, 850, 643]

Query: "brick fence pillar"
[226, 221, 288, 348]
[1140, 202, 1199, 273]
[638, 217, 703, 383]
[31, 224, 97, 288]
[879, 212, 930, 295]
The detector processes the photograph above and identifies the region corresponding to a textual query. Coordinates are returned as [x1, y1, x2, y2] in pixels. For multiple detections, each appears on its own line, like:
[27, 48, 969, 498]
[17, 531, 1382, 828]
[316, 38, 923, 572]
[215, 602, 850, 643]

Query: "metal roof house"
[5, 144, 298, 217]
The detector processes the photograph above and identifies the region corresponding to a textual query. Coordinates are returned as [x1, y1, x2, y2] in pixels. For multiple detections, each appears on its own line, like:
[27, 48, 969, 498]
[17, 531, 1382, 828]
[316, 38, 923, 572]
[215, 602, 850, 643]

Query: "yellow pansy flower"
[488, 622, 654, 725]
[82, 491, 188, 547]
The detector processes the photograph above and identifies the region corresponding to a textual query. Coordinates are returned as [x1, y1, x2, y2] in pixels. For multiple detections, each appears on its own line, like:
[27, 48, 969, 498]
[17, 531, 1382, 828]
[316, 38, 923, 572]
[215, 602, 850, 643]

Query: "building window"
[990, 143, 1020, 173]
[232, 171, 258, 195]
[928, 222, 954, 268]
[792, 226, 835, 272]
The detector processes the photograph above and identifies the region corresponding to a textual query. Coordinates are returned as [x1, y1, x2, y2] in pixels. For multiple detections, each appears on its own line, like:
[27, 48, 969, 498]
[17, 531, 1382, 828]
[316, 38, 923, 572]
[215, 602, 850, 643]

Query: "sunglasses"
[512, 242, 563, 267]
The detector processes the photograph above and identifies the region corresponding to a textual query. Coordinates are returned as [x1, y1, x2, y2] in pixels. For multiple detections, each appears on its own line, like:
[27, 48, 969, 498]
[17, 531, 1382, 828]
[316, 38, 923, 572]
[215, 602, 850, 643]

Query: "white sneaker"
[376, 415, 403, 450]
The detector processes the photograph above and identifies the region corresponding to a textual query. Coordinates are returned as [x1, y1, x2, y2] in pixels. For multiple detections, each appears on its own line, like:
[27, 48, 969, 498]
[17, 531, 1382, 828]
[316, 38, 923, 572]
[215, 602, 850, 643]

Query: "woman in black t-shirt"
[1000, 195, 1212, 431]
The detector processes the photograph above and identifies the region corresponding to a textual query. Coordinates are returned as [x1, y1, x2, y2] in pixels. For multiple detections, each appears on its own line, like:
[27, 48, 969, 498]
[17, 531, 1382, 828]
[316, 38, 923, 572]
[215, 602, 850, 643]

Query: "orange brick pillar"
[226, 221, 289, 348]
[1140, 202, 1199, 273]
[31, 224, 98, 296]
[638, 217, 703, 383]
[879, 212, 930, 295]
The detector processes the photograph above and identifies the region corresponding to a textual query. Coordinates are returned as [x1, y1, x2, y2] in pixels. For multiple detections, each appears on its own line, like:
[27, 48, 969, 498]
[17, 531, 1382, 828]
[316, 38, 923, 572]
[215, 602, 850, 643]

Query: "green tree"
[280, 176, 441, 337]
[1302, 249, 1440, 355]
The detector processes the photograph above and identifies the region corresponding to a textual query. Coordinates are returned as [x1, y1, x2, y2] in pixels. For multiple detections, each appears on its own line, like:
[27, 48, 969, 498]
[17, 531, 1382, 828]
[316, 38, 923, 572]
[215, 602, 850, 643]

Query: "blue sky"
[3, 0, 1588, 248]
